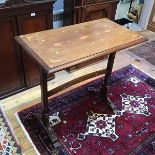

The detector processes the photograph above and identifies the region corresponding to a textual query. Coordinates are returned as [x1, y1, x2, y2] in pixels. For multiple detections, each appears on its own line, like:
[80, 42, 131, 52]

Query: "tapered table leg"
[102, 52, 116, 105]
[40, 69, 49, 127]
[35, 69, 61, 152]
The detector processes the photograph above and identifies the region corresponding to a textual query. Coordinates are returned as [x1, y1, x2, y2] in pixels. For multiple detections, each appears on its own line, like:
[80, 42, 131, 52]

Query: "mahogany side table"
[15, 18, 146, 144]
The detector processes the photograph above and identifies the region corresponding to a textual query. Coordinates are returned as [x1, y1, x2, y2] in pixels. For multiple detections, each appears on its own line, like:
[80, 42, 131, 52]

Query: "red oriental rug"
[17, 65, 155, 155]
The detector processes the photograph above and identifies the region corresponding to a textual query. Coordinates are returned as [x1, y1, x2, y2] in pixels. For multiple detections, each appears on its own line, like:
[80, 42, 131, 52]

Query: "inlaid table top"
[15, 18, 146, 74]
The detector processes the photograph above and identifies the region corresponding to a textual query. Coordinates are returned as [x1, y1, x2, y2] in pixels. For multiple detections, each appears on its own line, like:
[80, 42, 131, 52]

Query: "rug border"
[15, 112, 40, 155]
[131, 63, 155, 79]
[0, 105, 22, 155]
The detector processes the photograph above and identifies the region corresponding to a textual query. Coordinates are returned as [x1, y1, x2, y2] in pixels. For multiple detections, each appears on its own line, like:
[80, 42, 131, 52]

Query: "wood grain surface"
[15, 18, 147, 74]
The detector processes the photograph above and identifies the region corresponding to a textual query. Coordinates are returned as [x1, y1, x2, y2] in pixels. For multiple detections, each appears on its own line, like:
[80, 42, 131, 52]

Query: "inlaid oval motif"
[104, 30, 111, 33]
[80, 36, 89, 40]
[53, 43, 62, 47]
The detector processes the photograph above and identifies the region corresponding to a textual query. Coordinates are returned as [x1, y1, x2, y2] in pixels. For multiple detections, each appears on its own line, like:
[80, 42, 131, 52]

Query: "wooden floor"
[1, 30, 155, 155]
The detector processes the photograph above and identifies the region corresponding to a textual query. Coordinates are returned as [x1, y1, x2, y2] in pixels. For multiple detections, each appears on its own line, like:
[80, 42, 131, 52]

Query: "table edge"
[15, 36, 147, 74]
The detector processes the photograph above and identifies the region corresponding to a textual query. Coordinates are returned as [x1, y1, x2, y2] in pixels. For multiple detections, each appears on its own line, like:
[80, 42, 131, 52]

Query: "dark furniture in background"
[0, 0, 55, 99]
[64, 0, 119, 26]
[0, 0, 119, 99]
[147, 1, 155, 32]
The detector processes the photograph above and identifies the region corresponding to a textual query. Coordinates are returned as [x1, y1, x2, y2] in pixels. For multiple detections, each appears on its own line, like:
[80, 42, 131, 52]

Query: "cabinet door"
[0, 17, 24, 98]
[147, 2, 155, 32]
[64, 0, 74, 26]
[81, 2, 118, 22]
[17, 10, 52, 86]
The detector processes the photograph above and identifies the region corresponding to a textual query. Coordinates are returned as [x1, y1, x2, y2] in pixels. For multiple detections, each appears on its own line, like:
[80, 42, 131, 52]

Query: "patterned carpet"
[18, 65, 155, 155]
[129, 40, 155, 66]
[0, 107, 21, 155]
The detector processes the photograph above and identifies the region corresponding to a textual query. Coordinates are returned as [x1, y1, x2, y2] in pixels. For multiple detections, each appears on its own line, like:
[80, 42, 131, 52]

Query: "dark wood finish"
[0, 0, 55, 99]
[66, 55, 107, 72]
[81, 1, 118, 22]
[16, 18, 146, 132]
[147, 2, 155, 32]
[17, 10, 53, 86]
[0, 17, 24, 97]
[102, 52, 116, 110]
[16, 18, 147, 127]
[15, 18, 146, 74]
[64, 0, 119, 25]
[63, 0, 74, 26]
[102, 52, 116, 97]
[73, 6, 82, 24]
[40, 69, 49, 127]
[48, 69, 106, 97]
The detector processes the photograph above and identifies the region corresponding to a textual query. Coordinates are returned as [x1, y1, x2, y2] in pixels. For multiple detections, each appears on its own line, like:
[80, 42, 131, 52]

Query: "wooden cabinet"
[0, 0, 118, 99]
[81, 2, 118, 22]
[0, 1, 55, 99]
[0, 17, 24, 97]
[17, 10, 53, 86]
[147, 2, 155, 32]
[63, 0, 74, 26]
[64, 0, 119, 25]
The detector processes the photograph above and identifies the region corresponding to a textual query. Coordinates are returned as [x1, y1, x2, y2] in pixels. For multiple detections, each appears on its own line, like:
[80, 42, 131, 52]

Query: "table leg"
[39, 69, 65, 151]
[36, 69, 62, 152]
[102, 52, 116, 100]
[40, 69, 49, 127]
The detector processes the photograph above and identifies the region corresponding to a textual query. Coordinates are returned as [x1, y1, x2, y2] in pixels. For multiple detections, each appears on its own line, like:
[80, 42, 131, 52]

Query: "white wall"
[138, 0, 155, 29]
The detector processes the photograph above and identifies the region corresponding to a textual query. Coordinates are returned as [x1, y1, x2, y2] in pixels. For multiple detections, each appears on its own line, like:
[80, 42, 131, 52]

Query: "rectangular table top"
[15, 18, 146, 74]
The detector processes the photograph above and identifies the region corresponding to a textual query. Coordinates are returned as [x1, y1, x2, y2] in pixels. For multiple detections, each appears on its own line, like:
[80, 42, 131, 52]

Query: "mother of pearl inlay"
[53, 43, 61, 47]
[80, 36, 89, 40]
[104, 30, 111, 33]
